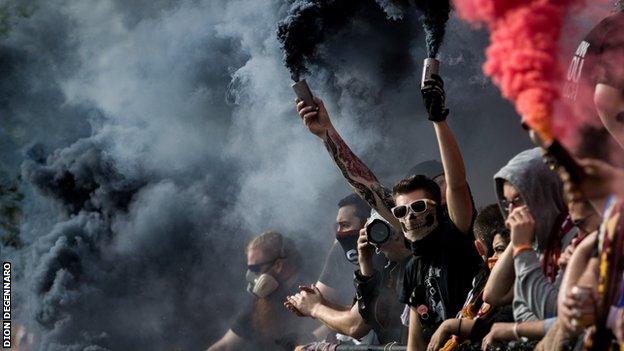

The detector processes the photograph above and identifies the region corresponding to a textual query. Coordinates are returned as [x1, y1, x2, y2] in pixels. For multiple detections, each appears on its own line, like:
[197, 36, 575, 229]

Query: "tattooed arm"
[322, 128, 399, 228]
[297, 97, 400, 229]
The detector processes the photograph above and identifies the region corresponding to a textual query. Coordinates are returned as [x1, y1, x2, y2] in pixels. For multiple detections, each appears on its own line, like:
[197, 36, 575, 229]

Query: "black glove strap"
[354, 269, 381, 325]
[354, 269, 380, 298]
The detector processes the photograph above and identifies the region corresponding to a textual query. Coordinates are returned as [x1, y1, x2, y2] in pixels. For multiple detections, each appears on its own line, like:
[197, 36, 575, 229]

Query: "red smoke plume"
[453, 0, 579, 142]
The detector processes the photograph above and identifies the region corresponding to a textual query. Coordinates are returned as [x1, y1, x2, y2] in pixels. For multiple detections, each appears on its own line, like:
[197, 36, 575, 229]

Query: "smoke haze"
[2, 0, 607, 350]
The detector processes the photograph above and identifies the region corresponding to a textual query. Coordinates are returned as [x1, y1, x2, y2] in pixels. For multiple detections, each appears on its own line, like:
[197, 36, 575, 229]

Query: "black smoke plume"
[276, 0, 411, 81]
[19, 136, 246, 350]
[276, 0, 450, 81]
[413, 0, 452, 58]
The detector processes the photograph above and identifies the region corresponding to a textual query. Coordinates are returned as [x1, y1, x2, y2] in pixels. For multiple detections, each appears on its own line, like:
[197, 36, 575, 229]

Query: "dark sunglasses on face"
[391, 199, 436, 219]
[247, 257, 281, 274]
[501, 196, 524, 214]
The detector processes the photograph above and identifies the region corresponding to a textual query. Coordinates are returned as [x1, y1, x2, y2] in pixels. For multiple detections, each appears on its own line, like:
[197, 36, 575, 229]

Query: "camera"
[366, 219, 393, 246]
[365, 210, 395, 247]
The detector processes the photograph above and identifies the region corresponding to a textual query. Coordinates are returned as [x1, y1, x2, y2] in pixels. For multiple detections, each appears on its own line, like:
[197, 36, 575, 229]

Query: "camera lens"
[368, 221, 390, 245]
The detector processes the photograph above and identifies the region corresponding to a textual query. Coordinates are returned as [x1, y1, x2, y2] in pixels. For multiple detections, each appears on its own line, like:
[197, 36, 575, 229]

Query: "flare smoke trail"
[0, 0, 535, 350]
[276, 0, 415, 82]
[452, 0, 580, 141]
[276, 0, 451, 81]
[414, 0, 452, 58]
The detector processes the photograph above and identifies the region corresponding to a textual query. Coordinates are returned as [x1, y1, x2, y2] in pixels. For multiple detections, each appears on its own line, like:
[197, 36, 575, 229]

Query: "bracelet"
[512, 244, 533, 258]
[512, 322, 520, 340]
[457, 318, 462, 337]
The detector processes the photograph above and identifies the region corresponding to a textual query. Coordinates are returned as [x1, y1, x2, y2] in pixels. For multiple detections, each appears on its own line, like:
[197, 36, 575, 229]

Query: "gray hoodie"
[494, 148, 573, 321]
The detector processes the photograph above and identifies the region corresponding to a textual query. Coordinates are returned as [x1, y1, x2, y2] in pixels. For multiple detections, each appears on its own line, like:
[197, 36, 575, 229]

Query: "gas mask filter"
[246, 270, 280, 298]
[245, 236, 287, 298]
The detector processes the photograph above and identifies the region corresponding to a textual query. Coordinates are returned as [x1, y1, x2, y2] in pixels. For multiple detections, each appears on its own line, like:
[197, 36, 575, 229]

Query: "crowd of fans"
[208, 8, 624, 351]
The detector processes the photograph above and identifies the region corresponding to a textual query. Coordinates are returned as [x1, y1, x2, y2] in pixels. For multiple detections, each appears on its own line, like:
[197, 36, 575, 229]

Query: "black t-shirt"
[399, 220, 481, 341]
[318, 241, 357, 305]
[231, 281, 315, 350]
[356, 258, 409, 344]
[563, 11, 624, 122]
[318, 241, 387, 306]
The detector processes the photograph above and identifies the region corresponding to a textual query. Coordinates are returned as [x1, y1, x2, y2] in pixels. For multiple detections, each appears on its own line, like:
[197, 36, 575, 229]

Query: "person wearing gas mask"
[284, 210, 412, 347]
[390, 74, 481, 351]
[207, 231, 315, 351]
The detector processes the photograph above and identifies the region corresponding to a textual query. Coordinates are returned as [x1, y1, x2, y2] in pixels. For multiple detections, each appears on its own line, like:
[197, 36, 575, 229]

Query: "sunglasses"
[247, 257, 281, 274]
[501, 196, 524, 214]
[391, 199, 436, 219]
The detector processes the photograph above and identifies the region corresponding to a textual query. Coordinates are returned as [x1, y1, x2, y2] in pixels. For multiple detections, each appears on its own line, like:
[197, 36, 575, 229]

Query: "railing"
[336, 343, 407, 351]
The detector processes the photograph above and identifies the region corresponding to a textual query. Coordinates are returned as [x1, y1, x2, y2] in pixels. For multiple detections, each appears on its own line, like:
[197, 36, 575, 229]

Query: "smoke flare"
[453, 0, 579, 141]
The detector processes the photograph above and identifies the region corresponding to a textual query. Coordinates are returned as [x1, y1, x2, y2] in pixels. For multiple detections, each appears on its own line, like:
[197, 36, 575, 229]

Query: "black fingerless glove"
[354, 269, 381, 325]
[421, 74, 450, 122]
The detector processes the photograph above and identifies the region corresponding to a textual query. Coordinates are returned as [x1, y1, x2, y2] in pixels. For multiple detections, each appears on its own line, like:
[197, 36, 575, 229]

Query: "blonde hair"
[247, 231, 285, 257]
[246, 231, 301, 268]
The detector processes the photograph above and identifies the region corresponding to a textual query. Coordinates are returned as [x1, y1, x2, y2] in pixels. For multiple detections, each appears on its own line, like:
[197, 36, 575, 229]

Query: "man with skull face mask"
[207, 231, 315, 351]
[396, 74, 482, 351]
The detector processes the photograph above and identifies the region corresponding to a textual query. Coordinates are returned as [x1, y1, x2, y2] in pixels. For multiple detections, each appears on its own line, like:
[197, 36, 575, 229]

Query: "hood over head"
[494, 148, 566, 252]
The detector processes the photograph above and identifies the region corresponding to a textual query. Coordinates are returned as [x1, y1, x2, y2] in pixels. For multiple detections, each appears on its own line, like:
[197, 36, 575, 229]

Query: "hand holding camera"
[357, 228, 375, 276]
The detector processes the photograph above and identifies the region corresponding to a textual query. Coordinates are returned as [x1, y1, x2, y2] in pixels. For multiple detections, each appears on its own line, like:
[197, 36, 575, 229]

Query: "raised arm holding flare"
[423, 74, 474, 234]
[296, 98, 399, 229]
[400, 74, 481, 350]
